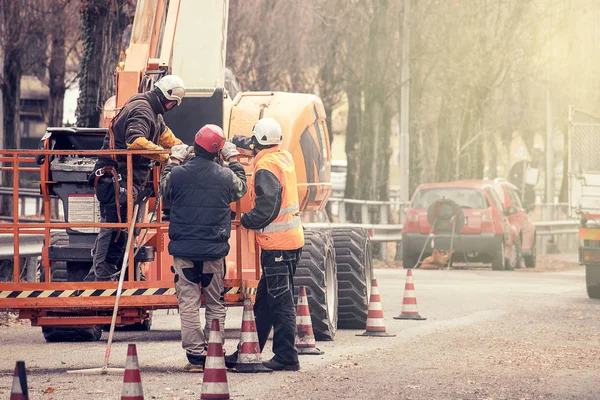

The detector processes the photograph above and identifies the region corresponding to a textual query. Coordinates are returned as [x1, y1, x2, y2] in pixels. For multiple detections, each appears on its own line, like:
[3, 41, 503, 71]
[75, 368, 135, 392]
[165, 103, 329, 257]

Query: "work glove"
[170, 144, 193, 164]
[221, 141, 240, 162]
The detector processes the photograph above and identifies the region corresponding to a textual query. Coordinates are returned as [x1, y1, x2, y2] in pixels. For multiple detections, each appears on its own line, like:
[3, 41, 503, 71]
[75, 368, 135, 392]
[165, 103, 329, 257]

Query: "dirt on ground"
[0, 311, 28, 327]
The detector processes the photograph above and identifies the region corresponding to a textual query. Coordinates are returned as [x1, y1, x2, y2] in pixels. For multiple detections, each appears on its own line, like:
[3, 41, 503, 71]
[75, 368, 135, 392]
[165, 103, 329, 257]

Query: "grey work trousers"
[173, 257, 226, 365]
[86, 200, 146, 282]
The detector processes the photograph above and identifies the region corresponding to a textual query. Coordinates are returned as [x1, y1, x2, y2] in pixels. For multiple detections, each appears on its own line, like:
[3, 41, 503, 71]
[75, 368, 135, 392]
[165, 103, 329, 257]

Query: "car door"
[506, 185, 534, 252]
[486, 188, 512, 248]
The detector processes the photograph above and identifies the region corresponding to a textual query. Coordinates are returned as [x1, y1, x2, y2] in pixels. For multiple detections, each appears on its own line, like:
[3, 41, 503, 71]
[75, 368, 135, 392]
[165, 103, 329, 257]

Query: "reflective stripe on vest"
[251, 147, 304, 250]
[262, 216, 302, 234]
[278, 202, 299, 217]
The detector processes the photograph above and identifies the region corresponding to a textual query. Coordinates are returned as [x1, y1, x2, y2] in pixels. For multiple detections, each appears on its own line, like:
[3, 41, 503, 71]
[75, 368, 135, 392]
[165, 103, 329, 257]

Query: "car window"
[411, 188, 489, 209]
[507, 187, 524, 209]
[486, 188, 505, 214]
[493, 185, 507, 206]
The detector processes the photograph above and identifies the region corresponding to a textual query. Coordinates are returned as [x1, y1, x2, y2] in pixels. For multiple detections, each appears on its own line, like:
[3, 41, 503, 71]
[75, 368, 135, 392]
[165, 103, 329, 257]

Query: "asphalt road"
[1, 257, 599, 400]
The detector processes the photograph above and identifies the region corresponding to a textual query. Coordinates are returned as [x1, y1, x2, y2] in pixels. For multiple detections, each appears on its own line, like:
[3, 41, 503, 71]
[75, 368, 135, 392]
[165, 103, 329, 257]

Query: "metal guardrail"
[0, 188, 580, 262]
[303, 223, 404, 243]
[533, 220, 579, 235]
[0, 220, 577, 259]
[306, 219, 581, 259]
[0, 186, 46, 218]
[0, 221, 580, 271]
[328, 197, 409, 224]
[0, 234, 44, 259]
[307, 220, 580, 241]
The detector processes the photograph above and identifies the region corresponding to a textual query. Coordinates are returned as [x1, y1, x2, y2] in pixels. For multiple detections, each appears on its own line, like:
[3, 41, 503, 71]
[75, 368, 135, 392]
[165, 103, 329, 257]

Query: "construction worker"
[87, 75, 186, 282]
[228, 118, 304, 371]
[160, 124, 247, 372]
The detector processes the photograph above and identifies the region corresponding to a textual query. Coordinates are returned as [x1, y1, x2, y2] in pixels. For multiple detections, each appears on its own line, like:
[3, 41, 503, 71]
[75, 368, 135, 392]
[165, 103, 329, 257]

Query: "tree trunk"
[559, 121, 569, 203]
[323, 103, 334, 146]
[1, 1, 23, 216]
[344, 86, 361, 222]
[408, 121, 421, 196]
[376, 104, 393, 204]
[358, 99, 379, 203]
[408, 75, 421, 197]
[47, 15, 67, 128]
[488, 136, 498, 179]
[47, 13, 68, 220]
[76, 0, 132, 128]
[458, 88, 485, 180]
[357, 0, 393, 219]
[435, 96, 454, 182]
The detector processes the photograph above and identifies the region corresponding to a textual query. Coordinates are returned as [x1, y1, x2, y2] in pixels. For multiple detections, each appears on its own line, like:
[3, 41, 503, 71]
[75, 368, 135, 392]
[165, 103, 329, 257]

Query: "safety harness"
[91, 118, 124, 241]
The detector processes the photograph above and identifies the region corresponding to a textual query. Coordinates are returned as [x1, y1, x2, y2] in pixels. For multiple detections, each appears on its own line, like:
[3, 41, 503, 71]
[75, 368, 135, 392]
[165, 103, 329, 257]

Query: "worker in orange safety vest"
[227, 118, 304, 371]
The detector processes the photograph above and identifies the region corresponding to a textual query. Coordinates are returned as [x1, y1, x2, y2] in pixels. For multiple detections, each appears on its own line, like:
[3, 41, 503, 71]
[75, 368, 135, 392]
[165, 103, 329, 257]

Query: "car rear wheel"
[403, 253, 419, 269]
[402, 241, 420, 269]
[491, 242, 505, 271]
[514, 237, 523, 269]
[523, 237, 537, 268]
[505, 241, 517, 271]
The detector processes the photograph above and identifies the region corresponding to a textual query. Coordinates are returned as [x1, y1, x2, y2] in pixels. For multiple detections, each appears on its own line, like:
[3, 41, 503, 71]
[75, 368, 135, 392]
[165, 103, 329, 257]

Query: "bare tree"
[0, 0, 46, 215]
[44, 1, 81, 128]
[356, 0, 399, 206]
[76, 0, 134, 128]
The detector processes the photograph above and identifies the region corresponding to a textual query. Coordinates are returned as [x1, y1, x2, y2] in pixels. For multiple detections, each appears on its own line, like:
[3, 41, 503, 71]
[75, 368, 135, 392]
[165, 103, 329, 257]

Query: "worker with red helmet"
[160, 124, 247, 373]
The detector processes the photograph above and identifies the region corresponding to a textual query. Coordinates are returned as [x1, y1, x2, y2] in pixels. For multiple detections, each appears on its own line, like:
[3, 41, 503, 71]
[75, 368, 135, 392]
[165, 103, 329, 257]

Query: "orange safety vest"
[249, 146, 304, 250]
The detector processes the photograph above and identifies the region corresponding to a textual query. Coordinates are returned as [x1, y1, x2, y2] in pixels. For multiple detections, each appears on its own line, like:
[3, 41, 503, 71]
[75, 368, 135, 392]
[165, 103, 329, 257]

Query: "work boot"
[262, 358, 300, 372]
[183, 362, 204, 373]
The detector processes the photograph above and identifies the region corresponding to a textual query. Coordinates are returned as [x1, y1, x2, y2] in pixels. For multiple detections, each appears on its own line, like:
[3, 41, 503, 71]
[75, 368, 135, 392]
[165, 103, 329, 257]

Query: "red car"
[402, 180, 519, 270]
[492, 179, 537, 268]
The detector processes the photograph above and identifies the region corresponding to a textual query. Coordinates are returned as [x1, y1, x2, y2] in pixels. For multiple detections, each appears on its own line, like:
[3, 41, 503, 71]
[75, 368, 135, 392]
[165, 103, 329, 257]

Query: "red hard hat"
[195, 124, 225, 153]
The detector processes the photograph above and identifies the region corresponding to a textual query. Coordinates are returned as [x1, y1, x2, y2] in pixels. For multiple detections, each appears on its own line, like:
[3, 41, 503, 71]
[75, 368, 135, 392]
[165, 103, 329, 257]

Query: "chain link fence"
[570, 123, 600, 173]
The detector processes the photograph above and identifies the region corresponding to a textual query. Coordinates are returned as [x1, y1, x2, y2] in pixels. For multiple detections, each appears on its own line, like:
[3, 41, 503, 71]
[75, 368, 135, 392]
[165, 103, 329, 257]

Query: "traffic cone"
[394, 269, 426, 320]
[121, 344, 144, 400]
[201, 319, 230, 400]
[10, 361, 29, 400]
[231, 298, 272, 373]
[356, 279, 396, 337]
[295, 286, 324, 355]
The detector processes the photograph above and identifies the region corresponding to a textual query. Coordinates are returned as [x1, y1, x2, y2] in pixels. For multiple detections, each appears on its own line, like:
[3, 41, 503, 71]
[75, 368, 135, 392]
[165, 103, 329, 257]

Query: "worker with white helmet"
[86, 74, 186, 282]
[226, 118, 304, 371]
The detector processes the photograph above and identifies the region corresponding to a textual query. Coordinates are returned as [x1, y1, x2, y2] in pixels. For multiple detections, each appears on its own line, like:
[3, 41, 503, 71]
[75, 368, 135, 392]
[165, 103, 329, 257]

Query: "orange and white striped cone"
[10, 361, 29, 400]
[295, 286, 324, 355]
[394, 269, 426, 320]
[231, 298, 272, 373]
[201, 319, 230, 400]
[356, 279, 396, 337]
[121, 344, 144, 400]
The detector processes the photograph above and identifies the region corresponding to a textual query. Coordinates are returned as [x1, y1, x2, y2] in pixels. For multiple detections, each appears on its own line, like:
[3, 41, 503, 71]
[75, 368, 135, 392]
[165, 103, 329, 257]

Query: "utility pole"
[543, 7, 555, 254]
[545, 85, 554, 208]
[399, 0, 410, 204]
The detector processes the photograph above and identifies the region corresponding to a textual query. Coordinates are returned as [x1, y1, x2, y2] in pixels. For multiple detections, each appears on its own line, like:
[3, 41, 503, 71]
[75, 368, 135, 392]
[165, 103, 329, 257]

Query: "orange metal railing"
[0, 148, 251, 294]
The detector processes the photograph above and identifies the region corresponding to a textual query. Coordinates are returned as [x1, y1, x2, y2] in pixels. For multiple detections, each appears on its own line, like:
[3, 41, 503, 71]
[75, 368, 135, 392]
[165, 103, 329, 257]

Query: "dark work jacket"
[95, 91, 166, 191]
[166, 156, 247, 260]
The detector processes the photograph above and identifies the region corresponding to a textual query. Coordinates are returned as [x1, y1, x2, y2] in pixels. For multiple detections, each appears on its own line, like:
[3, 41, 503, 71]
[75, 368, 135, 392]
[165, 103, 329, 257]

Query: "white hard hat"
[155, 75, 186, 106]
[252, 118, 283, 145]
